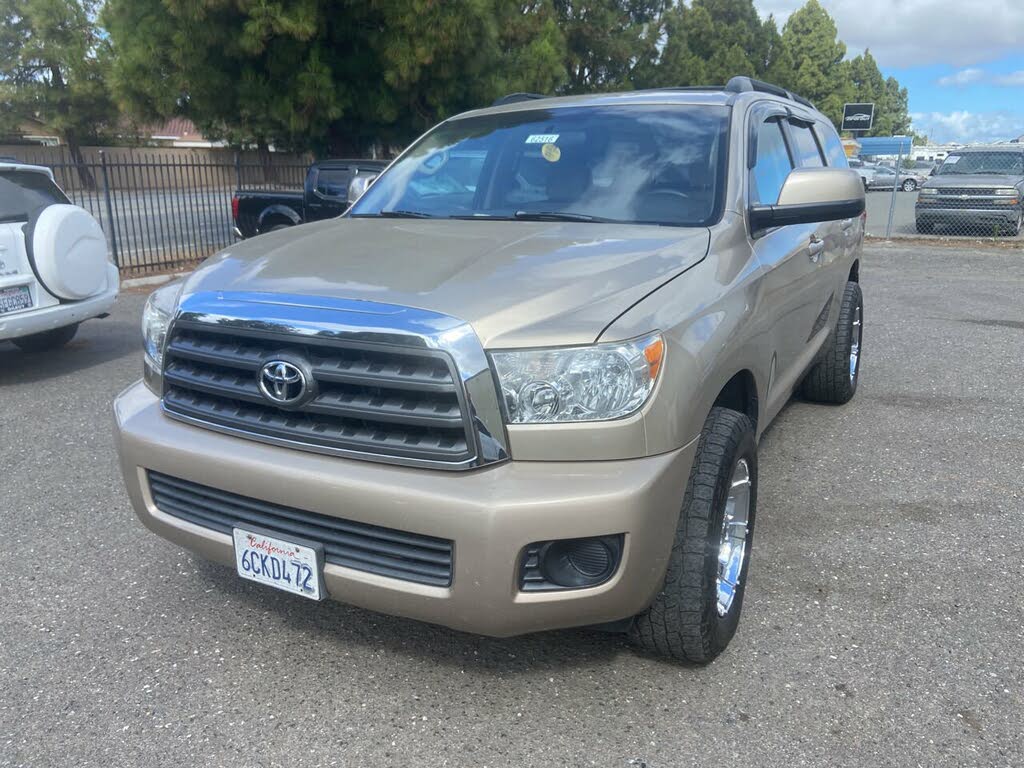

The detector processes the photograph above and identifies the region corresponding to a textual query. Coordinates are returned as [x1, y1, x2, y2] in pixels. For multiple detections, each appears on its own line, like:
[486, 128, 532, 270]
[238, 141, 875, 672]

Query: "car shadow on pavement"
[187, 556, 647, 673]
[0, 326, 136, 385]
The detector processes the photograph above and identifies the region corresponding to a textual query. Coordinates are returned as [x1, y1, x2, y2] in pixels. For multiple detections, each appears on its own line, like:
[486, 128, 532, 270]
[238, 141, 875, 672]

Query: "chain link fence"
[4, 147, 309, 275]
[859, 147, 1024, 244]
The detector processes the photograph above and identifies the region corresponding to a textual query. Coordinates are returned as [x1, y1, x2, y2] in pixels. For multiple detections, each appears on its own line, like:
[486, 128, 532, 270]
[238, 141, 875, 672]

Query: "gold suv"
[115, 77, 865, 663]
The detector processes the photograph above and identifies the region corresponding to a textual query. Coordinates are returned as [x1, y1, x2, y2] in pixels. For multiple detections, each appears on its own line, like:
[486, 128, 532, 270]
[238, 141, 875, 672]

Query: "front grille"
[149, 471, 454, 587]
[933, 187, 990, 196]
[924, 188, 1009, 209]
[161, 324, 476, 467]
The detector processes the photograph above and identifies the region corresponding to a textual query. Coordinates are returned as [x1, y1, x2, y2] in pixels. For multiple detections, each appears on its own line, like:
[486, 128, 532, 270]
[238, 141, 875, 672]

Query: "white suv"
[0, 162, 119, 351]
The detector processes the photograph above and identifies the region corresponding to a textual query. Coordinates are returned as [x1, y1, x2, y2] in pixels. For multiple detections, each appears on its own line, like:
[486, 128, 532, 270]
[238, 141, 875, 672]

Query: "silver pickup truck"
[114, 77, 865, 664]
[916, 145, 1024, 236]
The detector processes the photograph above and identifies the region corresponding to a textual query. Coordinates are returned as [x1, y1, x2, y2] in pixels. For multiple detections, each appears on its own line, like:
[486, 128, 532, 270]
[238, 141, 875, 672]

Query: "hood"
[182, 217, 710, 348]
[925, 173, 1023, 189]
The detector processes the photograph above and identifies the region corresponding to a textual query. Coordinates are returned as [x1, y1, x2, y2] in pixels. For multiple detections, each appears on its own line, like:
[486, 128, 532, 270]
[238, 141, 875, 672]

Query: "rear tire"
[801, 281, 863, 404]
[915, 220, 934, 234]
[12, 323, 79, 352]
[629, 407, 757, 664]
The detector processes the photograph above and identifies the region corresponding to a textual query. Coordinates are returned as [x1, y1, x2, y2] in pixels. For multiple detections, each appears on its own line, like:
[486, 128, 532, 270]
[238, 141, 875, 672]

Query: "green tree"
[780, 0, 848, 124]
[0, 0, 116, 185]
[552, 0, 667, 93]
[104, 0, 566, 157]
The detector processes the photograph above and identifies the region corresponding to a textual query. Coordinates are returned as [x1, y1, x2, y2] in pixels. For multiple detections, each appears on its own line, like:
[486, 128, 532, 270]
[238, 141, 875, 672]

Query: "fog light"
[520, 535, 623, 591]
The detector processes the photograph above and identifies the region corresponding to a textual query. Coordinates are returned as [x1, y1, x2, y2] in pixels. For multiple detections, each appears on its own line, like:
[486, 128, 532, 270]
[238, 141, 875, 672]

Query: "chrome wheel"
[849, 304, 862, 383]
[716, 458, 751, 617]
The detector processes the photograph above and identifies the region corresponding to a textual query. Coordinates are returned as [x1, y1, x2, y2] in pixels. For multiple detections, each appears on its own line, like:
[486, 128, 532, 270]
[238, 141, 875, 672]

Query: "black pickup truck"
[231, 158, 388, 238]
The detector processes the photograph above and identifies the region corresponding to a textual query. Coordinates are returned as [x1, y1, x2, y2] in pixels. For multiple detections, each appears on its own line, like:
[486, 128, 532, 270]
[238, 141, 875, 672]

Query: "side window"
[0, 170, 70, 222]
[789, 122, 825, 167]
[751, 119, 793, 205]
[817, 125, 849, 168]
[314, 168, 352, 198]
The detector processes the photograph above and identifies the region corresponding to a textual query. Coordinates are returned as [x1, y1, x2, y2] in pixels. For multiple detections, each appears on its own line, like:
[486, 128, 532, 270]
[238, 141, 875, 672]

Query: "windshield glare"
[350, 105, 729, 226]
[938, 152, 1024, 176]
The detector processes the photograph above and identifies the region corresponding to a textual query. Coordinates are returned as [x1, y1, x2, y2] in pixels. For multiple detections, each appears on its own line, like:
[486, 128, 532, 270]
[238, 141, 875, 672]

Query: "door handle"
[808, 237, 825, 262]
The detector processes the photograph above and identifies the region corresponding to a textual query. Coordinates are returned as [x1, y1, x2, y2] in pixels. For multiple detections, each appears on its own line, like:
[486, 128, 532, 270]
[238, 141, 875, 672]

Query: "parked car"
[231, 158, 389, 238]
[915, 146, 1024, 235]
[866, 165, 926, 191]
[115, 77, 865, 664]
[0, 162, 118, 351]
[848, 158, 876, 189]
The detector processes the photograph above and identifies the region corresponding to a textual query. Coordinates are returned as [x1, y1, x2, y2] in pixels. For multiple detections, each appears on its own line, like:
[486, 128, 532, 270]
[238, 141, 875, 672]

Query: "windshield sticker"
[944, 155, 960, 164]
[526, 134, 559, 144]
[541, 143, 561, 163]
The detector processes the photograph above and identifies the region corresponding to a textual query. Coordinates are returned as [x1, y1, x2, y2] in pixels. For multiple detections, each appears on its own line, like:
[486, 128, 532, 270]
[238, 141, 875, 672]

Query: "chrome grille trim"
[159, 291, 510, 470]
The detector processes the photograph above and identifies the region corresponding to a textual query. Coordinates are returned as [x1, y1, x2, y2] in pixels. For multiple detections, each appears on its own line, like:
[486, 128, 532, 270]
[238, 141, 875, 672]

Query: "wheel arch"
[257, 204, 301, 232]
[848, 258, 860, 283]
[711, 369, 759, 433]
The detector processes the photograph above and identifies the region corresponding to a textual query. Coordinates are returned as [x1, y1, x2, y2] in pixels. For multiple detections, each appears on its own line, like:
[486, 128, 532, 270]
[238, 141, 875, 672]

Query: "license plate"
[0, 285, 32, 315]
[233, 527, 324, 600]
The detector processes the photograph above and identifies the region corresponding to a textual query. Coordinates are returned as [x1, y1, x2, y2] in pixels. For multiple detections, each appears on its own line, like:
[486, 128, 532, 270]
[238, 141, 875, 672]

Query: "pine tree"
[0, 0, 116, 186]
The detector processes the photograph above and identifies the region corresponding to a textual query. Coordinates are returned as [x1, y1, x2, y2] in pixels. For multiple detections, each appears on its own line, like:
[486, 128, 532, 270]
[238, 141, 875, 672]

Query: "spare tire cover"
[30, 204, 109, 300]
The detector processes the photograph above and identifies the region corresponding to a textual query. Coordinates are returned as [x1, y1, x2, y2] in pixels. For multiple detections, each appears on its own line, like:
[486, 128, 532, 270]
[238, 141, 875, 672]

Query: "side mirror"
[750, 167, 864, 231]
[347, 174, 378, 203]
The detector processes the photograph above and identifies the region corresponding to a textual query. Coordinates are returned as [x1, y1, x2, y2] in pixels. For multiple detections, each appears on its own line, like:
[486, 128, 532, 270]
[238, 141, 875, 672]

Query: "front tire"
[916, 220, 934, 234]
[629, 407, 757, 664]
[12, 323, 79, 352]
[801, 281, 863, 404]
[902, 179, 917, 192]
[1002, 210, 1022, 237]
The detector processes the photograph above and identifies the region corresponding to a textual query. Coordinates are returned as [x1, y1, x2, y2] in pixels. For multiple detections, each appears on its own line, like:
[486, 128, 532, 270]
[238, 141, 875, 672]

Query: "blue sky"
[755, 0, 1024, 143]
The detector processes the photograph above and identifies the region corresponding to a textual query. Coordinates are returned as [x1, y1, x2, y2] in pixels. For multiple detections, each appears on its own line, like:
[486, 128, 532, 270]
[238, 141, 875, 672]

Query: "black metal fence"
[6, 149, 309, 274]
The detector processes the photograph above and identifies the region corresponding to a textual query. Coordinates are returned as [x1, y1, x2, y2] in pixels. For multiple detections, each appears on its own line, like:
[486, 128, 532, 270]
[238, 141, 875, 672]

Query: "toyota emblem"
[258, 360, 307, 405]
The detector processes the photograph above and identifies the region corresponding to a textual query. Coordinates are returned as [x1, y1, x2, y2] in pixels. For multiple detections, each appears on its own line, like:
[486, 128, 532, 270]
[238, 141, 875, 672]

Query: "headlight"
[919, 188, 938, 195]
[490, 333, 664, 424]
[994, 188, 1018, 196]
[142, 280, 183, 369]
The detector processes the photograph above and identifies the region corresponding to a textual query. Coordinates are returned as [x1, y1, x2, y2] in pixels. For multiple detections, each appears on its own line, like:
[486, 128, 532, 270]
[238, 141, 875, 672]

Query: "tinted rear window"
[789, 123, 824, 168]
[0, 170, 69, 222]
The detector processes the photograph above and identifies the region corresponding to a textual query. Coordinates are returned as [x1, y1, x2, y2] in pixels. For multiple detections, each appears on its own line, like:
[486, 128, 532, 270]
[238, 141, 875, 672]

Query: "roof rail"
[491, 92, 546, 107]
[725, 76, 816, 110]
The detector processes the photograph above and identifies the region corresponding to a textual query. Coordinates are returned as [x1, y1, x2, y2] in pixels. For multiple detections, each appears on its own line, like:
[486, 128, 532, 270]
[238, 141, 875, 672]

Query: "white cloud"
[756, 0, 1024, 68]
[993, 71, 1024, 87]
[937, 68, 985, 87]
[911, 110, 1024, 144]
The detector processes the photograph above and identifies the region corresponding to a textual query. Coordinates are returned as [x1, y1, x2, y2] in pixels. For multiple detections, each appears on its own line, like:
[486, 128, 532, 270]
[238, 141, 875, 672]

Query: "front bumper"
[114, 380, 696, 637]
[0, 263, 119, 341]
[915, 204, 1021, 226]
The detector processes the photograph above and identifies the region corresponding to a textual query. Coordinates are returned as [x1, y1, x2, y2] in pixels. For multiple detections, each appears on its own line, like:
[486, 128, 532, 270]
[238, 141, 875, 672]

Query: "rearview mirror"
[347, 173, 378, 203]
[749, 167, 864, 232]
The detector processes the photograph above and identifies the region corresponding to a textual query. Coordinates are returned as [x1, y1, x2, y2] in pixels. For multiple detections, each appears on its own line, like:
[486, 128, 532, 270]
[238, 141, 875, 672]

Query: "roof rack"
[491, 92, 546, 107]
[725, 76, 815, 109]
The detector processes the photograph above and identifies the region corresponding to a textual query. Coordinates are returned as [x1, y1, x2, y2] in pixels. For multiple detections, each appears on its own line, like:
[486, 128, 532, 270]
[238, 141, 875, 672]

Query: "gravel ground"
[1, 242, 1022, 768]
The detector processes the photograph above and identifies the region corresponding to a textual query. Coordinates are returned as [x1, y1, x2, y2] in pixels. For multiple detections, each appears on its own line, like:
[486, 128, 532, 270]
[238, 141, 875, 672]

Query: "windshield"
[0, 170, 69, 223]
[937, 151, 1024, 176]
[350, 105, 729, 226]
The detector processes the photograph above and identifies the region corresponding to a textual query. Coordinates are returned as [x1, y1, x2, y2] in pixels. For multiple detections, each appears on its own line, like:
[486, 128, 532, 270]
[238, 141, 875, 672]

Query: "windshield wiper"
[513, 210, 613, 223]
[352, 209, 434, 219]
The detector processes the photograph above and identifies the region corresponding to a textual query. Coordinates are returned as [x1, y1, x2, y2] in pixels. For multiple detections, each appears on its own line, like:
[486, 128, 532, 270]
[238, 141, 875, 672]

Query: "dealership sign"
[841, 103, 875, 132]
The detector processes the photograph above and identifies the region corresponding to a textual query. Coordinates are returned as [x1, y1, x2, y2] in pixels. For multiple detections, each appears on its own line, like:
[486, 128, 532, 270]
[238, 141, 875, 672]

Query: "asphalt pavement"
[1, 242, 1022, 767]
